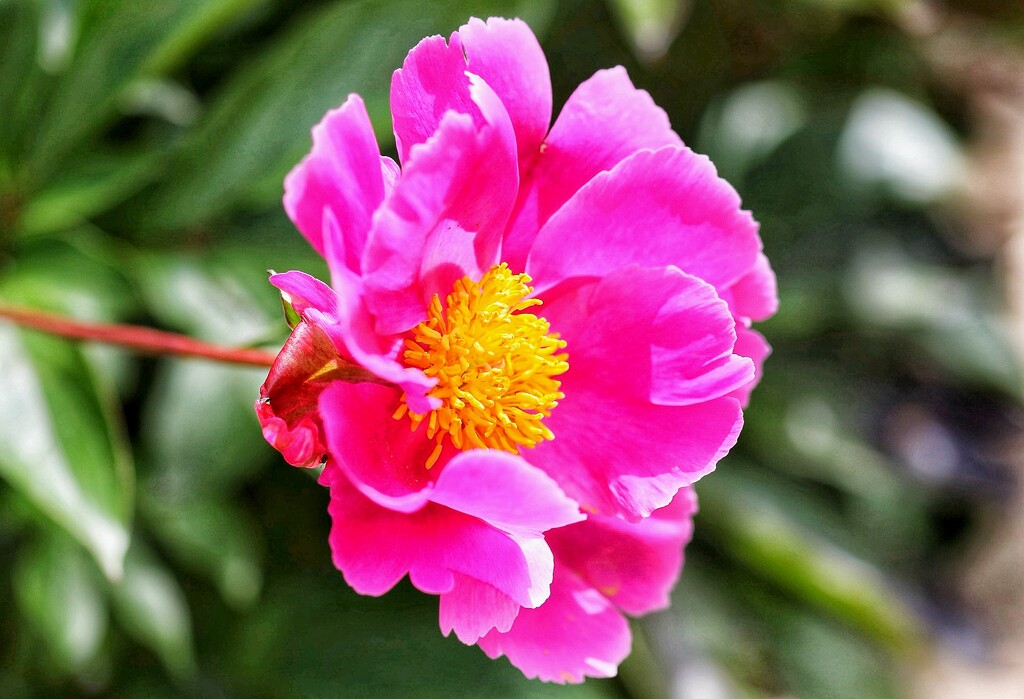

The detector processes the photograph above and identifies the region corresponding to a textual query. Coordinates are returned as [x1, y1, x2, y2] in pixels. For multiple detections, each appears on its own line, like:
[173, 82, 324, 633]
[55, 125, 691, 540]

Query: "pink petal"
[256, 320, 342, 468]
[430, 450, 582, 612]
[390, 32, 482, 164]
[363, 76, 518, 335]
[502, 66, 682, 270]
[380, 155, 400, 194]
[549, 487, 697, 616]
[527, 146, 761, 296]
[440, 573, 522, 643]
[270, 270, 437, 414]
[528, 290, 741, 512]
[459, 17, 551, 166]
[531, 383, 740, 522]
[283, 95, 385, 275]
[523, 267, 746, 520]
[728, 326, 772, 408]
[269, 269, 339, 318]
[430, 449, 584, 536]
[319, 463, 421, 594]
[540, 265, 753, 407]
[321, 451, 580, 642]
[724, 251, 778, 322]
[322, 465, 539, 602]
[478, 566, 631, 683]
[319, 381, 435, 513]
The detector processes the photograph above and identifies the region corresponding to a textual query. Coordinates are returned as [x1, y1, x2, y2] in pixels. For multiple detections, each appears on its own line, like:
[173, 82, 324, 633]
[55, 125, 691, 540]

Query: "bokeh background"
[2, 0, 1023, 697]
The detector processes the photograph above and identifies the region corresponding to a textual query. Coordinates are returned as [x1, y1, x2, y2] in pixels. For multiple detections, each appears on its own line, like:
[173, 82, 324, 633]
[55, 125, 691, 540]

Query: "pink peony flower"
[257, 16, 776, 682]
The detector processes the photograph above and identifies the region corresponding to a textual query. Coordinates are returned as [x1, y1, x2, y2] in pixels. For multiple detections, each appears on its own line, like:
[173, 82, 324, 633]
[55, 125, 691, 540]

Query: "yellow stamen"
[399, 263, 568, 466]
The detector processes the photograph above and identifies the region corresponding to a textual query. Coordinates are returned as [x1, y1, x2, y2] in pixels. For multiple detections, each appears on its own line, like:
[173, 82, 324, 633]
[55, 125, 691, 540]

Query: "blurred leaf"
[0, 235, 136, 579]
[606, 0, 691, 63]
[837, 88, 964, 206]
[141, 493, 262, 609]
[696, 471, 926, 650]
[0, 0, 45, 176]
[17, 149, 163, 237]
[790, 0, 911, 16]
[845, 244, 1021, 395]
[134, 250, 280, 344]
[674, 556, 901, 699]
[118, 77, 201, 125]
[228, 576, 622, 698]
[28, 0, 264, 183]
[3, 232, 139, 320]
[0, 326, 131, 580]
[141, 360, 271, 495]
[126, 0, 556, 232]
[664, 556, 773, 691]
[771, 613, 901, 699]
[132, 248, 280, 494]
[13, 531, 107, 673]
[109, 541, 196, 681]
[618, 625, 673, 699]
[698, 81, 809, 184]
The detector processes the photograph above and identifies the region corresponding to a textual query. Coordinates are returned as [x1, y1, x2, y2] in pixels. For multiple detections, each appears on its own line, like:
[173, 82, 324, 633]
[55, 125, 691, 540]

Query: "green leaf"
[606, 0, 692, 63]
[13, 531, 108, 673]
[141, 493, 262, 609]
[0, 325, 131, 580]
[28, 0, 264, 183]
[0, 0, 46, 177]
[109, 541, 196, 680]
[140, 359, 271, 495]
[17, 148, 164, 237]
[695, 472, 926, 650]
[0, 235, 136, 579]
[133, 250, 280, 344]
[127, 0, 556, 231]
[227, 575, 622, 698]
[130, 249, 280, 493]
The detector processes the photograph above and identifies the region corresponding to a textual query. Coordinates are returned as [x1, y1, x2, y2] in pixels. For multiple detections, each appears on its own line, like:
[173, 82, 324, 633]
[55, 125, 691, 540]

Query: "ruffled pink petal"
[530, 382, 739, 521]
[363, 76, 518, 336]
[728, 326, 772, 408]
[380, 155, 400, 194]
[321, 465, 535, 600]
[549, 487, 697, 617]
[502, 66, 682, 270]
[321, 450, 580, 642]
[541, 265, 753, 407]
[534, 396, 739, 522]
[527, 146, 761, 297]
[256, 406, 321, 468]
[521, 266, 744, 519]
[440, 573, 522, 643]
[269, 269, 339, 318]
[391, 32, 482, 164]
[283, 95, 384, 275]
[430, 449, 584, 536]
[459, 17, 551, 165]
[478, 566, 631, 683]
[319, 381, 435, 512]
[723, 252, 778, 322]
[270, 270, 436, 414]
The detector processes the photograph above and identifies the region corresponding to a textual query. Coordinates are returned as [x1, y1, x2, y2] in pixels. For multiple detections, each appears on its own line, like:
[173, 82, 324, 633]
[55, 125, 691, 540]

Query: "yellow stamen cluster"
[394, 263, 568, 468]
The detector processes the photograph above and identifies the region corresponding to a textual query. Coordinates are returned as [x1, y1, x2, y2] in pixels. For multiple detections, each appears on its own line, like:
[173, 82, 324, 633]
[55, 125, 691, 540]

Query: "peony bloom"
[256, 17, 776, 683]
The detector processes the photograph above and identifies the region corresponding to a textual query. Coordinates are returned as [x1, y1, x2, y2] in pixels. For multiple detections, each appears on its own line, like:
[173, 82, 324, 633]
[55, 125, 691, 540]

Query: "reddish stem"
[0, 302, 278, 367]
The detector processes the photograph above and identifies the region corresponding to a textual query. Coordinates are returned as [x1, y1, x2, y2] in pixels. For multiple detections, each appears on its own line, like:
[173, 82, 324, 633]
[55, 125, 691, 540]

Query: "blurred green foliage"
[1, 0, 1022, 697]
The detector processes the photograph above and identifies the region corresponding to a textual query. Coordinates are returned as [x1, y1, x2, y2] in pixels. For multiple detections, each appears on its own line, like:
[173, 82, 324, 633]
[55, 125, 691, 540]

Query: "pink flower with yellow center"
[256, 16, 776, 682]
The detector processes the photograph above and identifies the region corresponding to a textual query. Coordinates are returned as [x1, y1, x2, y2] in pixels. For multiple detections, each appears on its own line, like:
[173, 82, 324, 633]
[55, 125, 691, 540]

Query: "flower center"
[394, 263, 568, 468]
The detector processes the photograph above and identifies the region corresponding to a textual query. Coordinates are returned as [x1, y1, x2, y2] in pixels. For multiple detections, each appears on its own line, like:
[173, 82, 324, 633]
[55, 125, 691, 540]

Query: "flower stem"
[0, 302, 278, 367]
